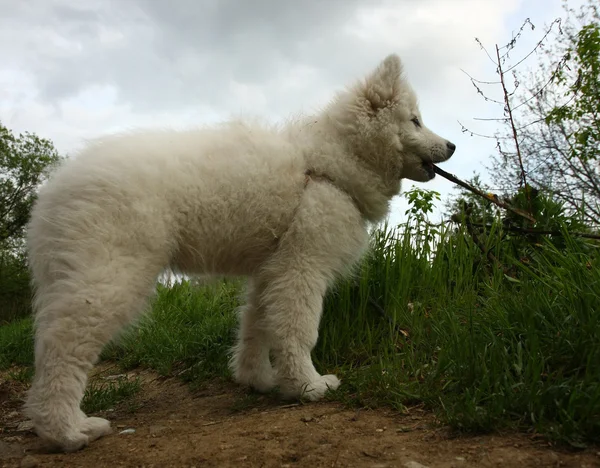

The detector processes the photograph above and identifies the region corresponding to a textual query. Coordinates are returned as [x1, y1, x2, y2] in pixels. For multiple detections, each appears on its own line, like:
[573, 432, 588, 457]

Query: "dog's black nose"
[447, 141, 456, 155]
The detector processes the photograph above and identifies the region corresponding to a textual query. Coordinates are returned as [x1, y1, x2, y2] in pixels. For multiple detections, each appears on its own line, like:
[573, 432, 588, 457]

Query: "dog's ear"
[357, 54, 403, 114]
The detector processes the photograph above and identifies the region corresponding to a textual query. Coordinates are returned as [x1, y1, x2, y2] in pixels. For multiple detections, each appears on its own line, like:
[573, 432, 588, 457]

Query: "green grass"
[100, 279, 240, 385]
[82, 377, 141, 414]
[0, 317, 33, 369]
[1, 221, 598, 446]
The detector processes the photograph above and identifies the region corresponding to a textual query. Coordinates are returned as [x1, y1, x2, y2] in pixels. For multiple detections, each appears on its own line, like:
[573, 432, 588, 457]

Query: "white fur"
[24, 54, 455, 452]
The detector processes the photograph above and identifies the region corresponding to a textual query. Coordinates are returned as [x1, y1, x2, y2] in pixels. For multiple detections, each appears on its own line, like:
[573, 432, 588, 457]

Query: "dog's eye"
[411, 117, 421, 128]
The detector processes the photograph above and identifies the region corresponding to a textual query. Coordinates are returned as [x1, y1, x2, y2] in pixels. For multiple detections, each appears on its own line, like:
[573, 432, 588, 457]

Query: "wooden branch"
[432, 164, 537, 223]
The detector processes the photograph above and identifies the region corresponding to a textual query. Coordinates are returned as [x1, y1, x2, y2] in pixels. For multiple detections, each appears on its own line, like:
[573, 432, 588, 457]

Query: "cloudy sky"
[0, 0, 582, 224]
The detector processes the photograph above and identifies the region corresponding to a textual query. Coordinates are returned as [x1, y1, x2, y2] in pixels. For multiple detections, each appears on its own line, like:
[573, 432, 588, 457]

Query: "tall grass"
[317, 222, 599, 446]
[0, 221, 598, 446]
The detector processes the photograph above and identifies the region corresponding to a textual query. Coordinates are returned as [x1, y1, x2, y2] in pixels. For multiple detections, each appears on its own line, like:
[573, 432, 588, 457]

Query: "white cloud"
[0, 0, 581, 223]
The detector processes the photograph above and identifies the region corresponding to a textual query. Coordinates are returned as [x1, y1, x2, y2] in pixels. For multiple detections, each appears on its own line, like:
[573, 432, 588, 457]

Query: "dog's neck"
[303, 144, 397, 223]
[287, 116, 401, 223]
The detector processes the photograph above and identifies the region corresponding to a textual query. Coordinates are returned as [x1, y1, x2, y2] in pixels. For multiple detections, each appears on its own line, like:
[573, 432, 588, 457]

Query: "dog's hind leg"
[24, 252, 164, 452]
[230, 279, 276, 393]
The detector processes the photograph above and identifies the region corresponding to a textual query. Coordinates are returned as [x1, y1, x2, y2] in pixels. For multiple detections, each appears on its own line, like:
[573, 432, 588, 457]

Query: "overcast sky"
[0, 0, 583, 224]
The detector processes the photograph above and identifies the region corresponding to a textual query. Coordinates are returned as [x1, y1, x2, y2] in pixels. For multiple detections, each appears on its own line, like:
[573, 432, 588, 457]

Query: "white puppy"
[24, 54, 455, 452]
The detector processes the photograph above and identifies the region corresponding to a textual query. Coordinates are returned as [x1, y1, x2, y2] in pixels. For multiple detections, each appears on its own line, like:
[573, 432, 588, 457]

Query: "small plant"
[403, 187, 442, 246]
[404, 187, 441, 220]
[7, 366, 33, 383]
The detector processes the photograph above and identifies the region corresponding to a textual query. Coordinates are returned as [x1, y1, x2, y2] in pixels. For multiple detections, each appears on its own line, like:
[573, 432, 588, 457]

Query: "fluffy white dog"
[24, 54, 455, 452]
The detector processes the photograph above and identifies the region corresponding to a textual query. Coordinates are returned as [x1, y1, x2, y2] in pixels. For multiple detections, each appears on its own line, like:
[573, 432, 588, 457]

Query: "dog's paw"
[35, 417, 111, 452]
[301, 374, 341, 401]
[80, 417, 112, 441]
[233, 362, 277, 393]
[280, 374, 341, 401]
[61, 431, 90, 453]
[35, 427, 90, 453]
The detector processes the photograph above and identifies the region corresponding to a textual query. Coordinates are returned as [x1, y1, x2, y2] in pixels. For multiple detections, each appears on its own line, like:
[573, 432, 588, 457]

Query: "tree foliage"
[0, 122, 61, 248]
[546, 11, 600, 163]
[0, 122, 61, 322]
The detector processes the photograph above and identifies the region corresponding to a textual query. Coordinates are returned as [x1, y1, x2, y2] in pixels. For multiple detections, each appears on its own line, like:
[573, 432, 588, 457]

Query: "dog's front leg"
[258, 266, 339, 401]
[253, 181, 367, 400]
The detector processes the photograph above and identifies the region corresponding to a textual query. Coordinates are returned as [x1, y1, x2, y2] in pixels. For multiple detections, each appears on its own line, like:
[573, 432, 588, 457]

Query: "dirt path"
[1, 369, 599, 468]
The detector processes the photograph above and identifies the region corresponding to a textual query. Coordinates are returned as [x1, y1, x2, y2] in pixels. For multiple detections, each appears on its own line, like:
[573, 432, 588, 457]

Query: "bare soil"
[1, 368, 599, 468]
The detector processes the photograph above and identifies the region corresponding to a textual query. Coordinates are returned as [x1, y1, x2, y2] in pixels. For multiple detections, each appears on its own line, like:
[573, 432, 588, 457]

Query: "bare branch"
[503, 19, 562, 73]
[475, 37, 498, 66]
[457, 121, 513, 140]
[459, 68, 501, 85]
[495, 44, 529, 196]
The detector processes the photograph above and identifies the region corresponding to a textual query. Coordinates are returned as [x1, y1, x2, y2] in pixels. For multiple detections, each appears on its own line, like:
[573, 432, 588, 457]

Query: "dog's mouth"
[422, 161, 435, 179]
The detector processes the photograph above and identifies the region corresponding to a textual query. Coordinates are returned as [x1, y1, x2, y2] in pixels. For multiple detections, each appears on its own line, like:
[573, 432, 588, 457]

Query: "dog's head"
[327, 54, 455, 184]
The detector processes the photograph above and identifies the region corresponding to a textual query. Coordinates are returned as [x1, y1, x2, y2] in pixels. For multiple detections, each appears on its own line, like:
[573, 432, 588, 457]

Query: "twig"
[496, 44, 529, 198]
[202, 420, 228, 426]
[432, 164, 536, 223]
[332, 450, 342, 467]
[277, 403, 301, 409]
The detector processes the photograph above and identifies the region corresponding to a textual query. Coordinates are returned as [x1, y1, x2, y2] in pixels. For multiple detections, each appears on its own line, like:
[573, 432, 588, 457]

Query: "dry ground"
[1, 368, 599, 468]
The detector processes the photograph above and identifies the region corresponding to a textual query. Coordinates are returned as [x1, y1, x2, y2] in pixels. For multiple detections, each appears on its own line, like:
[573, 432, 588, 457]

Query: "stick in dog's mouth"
[431, 163, 538, 223]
